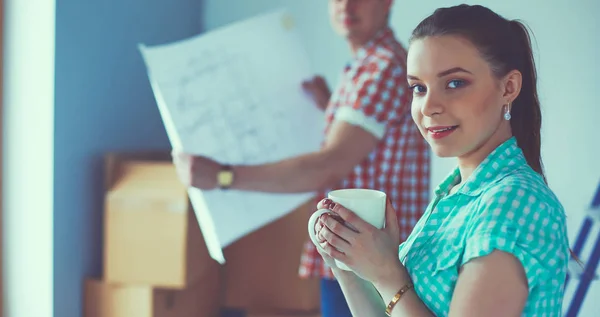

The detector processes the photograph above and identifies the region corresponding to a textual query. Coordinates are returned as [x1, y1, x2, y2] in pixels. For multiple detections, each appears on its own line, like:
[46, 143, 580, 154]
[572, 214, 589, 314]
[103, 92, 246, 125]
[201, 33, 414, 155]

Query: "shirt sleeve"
[460, 183, 568, 290]
[334, 60, 410, 139]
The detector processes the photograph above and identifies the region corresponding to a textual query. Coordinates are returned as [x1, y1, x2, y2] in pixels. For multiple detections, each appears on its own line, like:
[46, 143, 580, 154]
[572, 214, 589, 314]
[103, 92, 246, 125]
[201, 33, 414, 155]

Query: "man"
[172, 0, 430, 316]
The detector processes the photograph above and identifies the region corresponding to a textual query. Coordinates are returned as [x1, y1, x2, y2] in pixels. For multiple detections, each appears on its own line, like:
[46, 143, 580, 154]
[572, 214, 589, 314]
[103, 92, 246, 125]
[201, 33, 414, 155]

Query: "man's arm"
[230, 119, 379, 193]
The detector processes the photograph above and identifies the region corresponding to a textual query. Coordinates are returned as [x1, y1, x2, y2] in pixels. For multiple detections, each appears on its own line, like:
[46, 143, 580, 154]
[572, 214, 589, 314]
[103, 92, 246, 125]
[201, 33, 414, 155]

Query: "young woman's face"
[407, 35, 517, 160]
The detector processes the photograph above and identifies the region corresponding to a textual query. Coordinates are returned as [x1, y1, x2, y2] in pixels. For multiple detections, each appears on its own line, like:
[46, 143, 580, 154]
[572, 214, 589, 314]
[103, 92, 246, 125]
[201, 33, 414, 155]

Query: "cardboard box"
[221, 199, 320, 313]
[84, 277, 220, 317]
[103, 152, 215, 288]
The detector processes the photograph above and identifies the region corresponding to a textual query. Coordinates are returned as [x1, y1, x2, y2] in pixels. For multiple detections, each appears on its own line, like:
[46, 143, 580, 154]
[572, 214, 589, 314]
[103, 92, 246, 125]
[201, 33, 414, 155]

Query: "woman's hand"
[315, 198, 406, 286]
[311, 199, 343, 271]
[171, 150, 221, 190]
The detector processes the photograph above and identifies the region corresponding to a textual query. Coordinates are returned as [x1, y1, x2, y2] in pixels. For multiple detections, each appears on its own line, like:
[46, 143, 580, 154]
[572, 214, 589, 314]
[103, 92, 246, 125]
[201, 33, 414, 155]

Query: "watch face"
[218, 170, 234, 187]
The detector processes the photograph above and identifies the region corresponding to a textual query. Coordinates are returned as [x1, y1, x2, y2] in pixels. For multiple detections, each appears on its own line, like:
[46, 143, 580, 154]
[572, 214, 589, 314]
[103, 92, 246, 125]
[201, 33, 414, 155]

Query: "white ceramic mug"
[307, 188, 387, 271]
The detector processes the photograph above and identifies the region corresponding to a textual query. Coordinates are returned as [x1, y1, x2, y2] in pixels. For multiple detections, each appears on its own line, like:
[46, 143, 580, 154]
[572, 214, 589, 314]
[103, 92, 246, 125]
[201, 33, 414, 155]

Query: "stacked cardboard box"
[84, 152, 321, 316]
[85, 152, 221, 317]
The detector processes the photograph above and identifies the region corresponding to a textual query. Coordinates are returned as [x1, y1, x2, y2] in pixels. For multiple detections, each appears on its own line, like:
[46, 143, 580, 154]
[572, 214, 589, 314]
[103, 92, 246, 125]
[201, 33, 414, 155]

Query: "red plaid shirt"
[299, 27, 431, 279]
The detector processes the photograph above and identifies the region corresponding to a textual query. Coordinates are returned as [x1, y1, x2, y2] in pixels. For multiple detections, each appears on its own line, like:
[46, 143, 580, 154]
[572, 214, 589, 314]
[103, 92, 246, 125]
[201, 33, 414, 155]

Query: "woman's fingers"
[318, 222, 351, 253]
[316, 219, 326, 243]
[317, 198, 332, 210]
[329, 202, 373, 233]
[321, 214, 358, 243]
[319, 241, 349, 264]
[318, 198, 371, 232]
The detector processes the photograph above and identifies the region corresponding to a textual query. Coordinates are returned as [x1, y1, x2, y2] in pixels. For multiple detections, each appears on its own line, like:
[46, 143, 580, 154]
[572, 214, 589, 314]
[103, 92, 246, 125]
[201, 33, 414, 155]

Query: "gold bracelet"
[385, 283, 414, 316]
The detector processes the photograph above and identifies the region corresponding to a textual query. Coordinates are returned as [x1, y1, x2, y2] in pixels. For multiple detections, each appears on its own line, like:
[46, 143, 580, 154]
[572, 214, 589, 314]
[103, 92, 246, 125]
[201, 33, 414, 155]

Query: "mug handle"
[307, 208, 331, 253]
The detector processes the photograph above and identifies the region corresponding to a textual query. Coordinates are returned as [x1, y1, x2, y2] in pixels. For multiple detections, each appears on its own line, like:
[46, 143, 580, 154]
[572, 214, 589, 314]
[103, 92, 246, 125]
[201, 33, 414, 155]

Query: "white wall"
[202, 0, 351, 95]
[203, 1, 600, 315]
[2, 0, 56, 316]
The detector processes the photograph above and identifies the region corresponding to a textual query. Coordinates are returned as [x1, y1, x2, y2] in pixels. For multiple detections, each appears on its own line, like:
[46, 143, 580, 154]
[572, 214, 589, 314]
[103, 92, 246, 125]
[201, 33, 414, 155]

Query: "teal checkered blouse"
[398, 137, 569, 316]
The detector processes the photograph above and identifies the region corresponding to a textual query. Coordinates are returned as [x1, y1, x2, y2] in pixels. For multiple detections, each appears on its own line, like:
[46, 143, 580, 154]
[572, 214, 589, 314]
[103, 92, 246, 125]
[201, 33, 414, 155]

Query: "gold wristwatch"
[217, 164, 234, 190]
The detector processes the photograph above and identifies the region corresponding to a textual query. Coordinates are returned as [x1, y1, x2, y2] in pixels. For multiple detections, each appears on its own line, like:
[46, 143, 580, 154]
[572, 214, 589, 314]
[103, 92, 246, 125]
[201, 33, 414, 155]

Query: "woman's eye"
[447, 79, 466, 89]
[410, 84, 426, 94]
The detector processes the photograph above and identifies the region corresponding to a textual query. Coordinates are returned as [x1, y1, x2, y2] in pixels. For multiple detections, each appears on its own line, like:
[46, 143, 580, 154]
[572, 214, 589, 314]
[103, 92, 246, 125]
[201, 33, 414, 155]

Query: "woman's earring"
[504, 103, 512, 121]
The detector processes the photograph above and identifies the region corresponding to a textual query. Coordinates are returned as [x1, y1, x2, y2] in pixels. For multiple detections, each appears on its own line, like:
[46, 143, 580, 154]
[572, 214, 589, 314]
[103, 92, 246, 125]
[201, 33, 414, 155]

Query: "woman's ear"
[502, 69, 522, 103]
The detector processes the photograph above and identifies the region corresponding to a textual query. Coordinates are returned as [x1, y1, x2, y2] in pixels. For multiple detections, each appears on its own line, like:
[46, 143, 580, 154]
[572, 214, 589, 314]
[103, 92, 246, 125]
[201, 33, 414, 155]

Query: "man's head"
[328, 0, 392, 47]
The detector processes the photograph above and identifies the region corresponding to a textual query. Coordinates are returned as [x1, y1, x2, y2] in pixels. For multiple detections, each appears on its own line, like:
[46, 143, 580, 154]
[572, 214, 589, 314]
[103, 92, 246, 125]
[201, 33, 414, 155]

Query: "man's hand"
[302, 75, 331, 111]
[171, 150, 220, 190]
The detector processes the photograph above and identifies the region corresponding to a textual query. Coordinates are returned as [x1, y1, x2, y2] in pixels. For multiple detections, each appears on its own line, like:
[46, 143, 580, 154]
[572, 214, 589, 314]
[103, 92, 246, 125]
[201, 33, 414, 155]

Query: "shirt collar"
[354, 26, 395, 61]
[435, 137, 528, 197]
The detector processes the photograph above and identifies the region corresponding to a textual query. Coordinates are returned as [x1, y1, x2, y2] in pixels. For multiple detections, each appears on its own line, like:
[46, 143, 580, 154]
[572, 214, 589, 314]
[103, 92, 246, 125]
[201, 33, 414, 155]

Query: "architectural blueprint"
[139, 9, 324, 263]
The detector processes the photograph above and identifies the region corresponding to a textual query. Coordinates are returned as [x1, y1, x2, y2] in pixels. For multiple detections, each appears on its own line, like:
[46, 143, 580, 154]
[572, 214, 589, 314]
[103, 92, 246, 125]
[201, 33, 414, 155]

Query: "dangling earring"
[504, 103, 512, 121]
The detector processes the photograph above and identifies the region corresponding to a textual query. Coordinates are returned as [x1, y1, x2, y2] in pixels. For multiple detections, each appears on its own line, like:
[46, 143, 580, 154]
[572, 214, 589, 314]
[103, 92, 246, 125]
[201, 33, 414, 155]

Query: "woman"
[314, 4, 569, 316]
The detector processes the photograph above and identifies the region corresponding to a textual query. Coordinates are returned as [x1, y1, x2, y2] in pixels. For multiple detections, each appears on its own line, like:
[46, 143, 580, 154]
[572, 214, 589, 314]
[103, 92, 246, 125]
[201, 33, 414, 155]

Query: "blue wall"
[53, 1, 203, 316]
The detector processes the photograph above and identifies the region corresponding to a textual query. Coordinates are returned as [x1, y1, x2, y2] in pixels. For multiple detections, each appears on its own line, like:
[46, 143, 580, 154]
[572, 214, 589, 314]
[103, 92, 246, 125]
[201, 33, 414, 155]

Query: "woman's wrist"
[331, 266, 357, 280]
[332, 267, 372, 290]
[373, 260, 413, 303]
